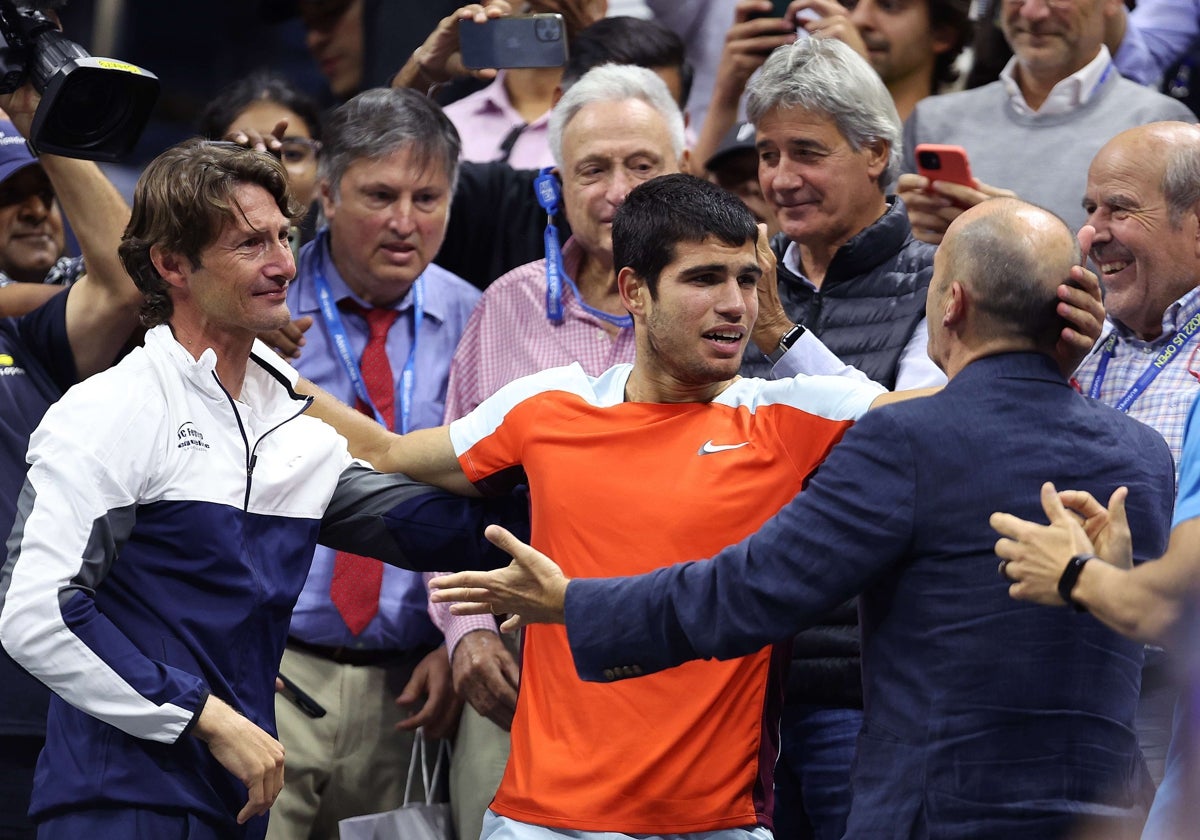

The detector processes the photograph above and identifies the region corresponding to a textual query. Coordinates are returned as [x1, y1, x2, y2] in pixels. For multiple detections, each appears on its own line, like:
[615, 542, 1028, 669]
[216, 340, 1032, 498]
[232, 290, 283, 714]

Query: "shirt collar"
[1110, 284, 1200, 346]
[297, 227, 447, 324]
[1000, 45, 1113, 117]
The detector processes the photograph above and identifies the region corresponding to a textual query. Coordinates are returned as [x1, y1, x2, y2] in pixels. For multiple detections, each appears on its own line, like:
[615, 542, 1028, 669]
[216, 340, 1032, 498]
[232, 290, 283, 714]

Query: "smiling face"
[1083, 132, 1200, 340]
[756, 105, 889, 250]
[625, 235, 761, 396]
[0, 164, 64, 284]
[164, 182, 296, 345]
[559, 98, 681, 268]
[1000, 0, 1114, 81]
[321, 145, 451, 306]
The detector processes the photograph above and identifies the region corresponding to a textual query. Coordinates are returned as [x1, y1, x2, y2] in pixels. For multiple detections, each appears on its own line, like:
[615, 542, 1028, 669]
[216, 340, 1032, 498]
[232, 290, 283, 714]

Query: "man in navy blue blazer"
[431, 198, 1177, 839]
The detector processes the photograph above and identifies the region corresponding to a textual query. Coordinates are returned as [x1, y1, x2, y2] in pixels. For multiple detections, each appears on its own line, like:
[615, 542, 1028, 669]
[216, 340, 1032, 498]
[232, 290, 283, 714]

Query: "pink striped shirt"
[430, 237, 636, 654]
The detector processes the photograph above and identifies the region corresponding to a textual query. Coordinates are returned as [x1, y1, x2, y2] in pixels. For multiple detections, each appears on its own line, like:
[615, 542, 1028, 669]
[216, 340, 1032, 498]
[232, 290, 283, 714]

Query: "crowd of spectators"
[1, 0, 1199, 838]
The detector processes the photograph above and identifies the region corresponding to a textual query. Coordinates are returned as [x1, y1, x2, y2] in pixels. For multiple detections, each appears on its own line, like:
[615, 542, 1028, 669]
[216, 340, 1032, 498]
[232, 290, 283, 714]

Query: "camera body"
[0, 0, 159, 161]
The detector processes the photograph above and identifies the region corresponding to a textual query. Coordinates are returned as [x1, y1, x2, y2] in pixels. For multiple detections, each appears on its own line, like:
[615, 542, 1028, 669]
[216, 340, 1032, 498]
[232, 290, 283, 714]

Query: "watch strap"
[1056, 553, 1096, 612]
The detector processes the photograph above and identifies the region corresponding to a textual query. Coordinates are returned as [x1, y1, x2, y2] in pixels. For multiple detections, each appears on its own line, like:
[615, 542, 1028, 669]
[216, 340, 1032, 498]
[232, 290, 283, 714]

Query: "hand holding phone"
[914, 144, 975, 191]
[459, 14, 568, 70]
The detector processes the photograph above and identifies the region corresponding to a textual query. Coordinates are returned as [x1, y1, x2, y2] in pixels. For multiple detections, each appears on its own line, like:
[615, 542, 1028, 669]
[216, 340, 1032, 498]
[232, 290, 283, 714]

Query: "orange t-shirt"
[450, 363, 876, 833]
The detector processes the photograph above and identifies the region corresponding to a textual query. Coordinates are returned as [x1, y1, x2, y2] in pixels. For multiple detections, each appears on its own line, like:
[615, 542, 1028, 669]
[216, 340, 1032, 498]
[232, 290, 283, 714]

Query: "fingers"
[1038, 481, 1070, 523]
[483, 523, 524, 556]
[1058, 488, 1106, 520]
[500, 614, 526, 633]
[1076, 223, 1096, 260]
[989, 511, 1031, 542]
[1107, 485, 1129, 531]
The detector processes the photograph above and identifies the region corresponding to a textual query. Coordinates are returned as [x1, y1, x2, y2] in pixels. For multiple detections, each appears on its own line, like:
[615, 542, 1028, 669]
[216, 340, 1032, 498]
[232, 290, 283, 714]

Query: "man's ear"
[1190, 201, 1200, 259]
[678, 147, 693, 176]
[865, 139, 890, 182]
[150, 245, 189, 291]
[319, 179, 337, 221]
[943, 280, 967, 327]
[618, 266, 648, 315]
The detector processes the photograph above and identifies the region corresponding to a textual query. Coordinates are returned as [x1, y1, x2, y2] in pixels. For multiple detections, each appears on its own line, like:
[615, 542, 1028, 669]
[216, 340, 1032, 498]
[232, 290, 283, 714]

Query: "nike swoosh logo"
[698, 440, 751, 455]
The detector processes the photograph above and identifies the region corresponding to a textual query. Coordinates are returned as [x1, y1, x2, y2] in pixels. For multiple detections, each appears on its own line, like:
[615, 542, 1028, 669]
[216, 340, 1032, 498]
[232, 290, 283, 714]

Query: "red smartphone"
[914, 144, 975, 190]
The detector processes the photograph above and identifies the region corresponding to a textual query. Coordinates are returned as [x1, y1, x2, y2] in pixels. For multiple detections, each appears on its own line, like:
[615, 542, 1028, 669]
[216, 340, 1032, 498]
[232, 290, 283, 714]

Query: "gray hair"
[746, 38, 902, 188]
[319, 87, 462, 200]
[549, 63, 686, 169]
[1162, 124, 1200, 227]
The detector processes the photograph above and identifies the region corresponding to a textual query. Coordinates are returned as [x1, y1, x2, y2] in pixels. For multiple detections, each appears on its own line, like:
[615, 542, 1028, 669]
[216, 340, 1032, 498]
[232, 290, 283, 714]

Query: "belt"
[287, 636, 425, 667]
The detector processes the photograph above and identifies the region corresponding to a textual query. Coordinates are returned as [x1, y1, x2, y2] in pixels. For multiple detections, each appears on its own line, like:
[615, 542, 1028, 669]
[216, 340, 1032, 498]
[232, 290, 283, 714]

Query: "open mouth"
[702, 329, 745, 351]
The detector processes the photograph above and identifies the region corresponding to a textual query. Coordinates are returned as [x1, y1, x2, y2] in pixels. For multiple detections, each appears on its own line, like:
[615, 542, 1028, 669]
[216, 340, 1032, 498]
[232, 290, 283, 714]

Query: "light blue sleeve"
[1113, 0, 1200, 85]
[1172, 392, 1200, 527]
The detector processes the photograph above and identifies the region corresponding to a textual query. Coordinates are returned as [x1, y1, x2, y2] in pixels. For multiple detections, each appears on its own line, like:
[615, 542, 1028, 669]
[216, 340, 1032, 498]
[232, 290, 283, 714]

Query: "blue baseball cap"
[0, 121, 40, 186]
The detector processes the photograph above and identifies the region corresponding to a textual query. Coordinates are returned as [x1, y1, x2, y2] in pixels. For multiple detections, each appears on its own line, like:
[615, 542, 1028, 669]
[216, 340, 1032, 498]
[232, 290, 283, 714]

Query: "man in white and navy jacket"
[0, 138, 522, 840]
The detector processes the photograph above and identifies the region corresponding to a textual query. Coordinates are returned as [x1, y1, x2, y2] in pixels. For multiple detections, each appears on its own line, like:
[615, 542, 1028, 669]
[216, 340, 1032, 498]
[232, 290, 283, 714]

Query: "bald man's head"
[935, 198, 1080, 353]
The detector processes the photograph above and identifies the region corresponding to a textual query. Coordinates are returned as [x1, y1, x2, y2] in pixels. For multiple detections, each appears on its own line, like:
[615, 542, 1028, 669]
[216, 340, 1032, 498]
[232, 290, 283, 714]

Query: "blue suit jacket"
[566, 352, 1175, 839]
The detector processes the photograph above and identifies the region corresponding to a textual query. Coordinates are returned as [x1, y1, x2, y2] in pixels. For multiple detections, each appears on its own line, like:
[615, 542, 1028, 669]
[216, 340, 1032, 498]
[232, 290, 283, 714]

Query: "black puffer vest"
[748, 197, 935, 708]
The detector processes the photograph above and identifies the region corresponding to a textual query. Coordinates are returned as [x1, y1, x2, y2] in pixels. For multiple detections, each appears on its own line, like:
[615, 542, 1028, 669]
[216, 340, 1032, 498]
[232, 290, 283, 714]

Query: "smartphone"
[914, 144, 975, 190]
[278, 672, 326, 719]
[459, 14, 568, 70]
[748, 1, 821, 23]
[748, 0, 794, 19]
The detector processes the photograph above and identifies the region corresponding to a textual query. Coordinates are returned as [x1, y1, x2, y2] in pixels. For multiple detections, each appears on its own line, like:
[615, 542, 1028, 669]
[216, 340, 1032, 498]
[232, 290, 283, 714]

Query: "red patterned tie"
[330, 304, 399, 635]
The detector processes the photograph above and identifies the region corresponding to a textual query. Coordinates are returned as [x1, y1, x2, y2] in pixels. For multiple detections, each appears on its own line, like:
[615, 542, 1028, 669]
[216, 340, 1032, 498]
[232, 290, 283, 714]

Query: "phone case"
[914, 144, 974, 190]
[459, 14, 568, 70]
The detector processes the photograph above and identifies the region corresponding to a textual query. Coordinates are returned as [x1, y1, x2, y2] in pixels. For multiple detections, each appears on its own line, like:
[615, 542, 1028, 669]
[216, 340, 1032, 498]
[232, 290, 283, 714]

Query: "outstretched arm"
[1, 85, 140, 378]
[391, 1, 511, 92]
[430, 524, 571, 631]
[297, 377, 476, 495]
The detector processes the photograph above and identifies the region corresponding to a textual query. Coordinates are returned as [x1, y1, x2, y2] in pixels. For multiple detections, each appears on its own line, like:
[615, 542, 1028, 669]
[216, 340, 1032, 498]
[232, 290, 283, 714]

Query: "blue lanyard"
[307, 233, 424, 434]
[1089, 312, 1200, 412]
[534, 167, 633, 330]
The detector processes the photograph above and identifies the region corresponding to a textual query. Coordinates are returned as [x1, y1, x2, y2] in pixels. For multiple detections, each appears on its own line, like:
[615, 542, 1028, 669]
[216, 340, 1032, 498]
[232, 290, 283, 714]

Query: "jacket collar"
[774, 197, 922, 287]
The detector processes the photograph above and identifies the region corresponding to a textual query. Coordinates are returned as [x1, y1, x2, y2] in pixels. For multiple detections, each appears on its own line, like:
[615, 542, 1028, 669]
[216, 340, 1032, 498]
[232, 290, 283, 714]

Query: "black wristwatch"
[1056, 553, 1096, 612]
[767, 323, 807, 364]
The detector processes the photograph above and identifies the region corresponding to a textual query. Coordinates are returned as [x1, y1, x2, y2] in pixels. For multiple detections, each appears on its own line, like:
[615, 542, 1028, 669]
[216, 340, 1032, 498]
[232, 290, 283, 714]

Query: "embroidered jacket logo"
[177, 421, 210, 450]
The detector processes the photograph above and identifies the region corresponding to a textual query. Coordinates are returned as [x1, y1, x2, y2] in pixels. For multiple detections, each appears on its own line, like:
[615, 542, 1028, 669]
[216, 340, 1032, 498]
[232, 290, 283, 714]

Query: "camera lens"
[535, 18, 561, 41]
[918, 151, 941, 170]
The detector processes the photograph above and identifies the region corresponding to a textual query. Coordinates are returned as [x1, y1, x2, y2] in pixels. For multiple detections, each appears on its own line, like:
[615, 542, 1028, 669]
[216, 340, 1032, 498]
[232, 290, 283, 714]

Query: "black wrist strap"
[1057, 553, 1096, 612]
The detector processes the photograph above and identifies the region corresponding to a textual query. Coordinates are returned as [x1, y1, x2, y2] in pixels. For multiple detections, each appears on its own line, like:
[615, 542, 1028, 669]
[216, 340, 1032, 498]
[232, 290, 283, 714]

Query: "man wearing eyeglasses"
[897, 0, 1194, 243]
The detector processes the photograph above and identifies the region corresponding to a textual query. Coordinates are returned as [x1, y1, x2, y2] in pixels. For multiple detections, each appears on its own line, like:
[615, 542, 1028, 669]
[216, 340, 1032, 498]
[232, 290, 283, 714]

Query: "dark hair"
[119, 139, 303, 327]
[928, 0, 973, 88]
[563, 16, 694, 108]
[196, 69, 324, 142]
[320, 87, 461, 198]
[613, 174, 757, 297]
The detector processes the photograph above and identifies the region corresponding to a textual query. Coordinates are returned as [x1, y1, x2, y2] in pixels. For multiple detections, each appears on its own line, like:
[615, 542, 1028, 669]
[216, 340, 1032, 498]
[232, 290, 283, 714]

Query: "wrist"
[1057, 553, 1097, 611]
[765, 323, 807, 363]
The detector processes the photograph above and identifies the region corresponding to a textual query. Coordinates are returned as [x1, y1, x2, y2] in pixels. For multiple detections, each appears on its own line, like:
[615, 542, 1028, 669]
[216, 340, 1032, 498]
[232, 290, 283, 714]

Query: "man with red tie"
[269, 87, 482, 838]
